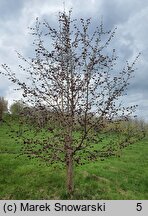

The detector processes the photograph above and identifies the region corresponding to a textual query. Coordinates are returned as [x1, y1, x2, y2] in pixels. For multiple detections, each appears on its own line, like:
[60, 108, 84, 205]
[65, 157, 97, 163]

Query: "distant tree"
[10, 101, 24, 115]
[0, 10, 140, 196]
[0, 97, 8, 122]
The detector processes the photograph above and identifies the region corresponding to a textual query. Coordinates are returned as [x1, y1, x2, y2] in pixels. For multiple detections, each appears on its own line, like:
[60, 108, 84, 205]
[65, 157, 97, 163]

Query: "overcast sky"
[0, 0, 148, 121]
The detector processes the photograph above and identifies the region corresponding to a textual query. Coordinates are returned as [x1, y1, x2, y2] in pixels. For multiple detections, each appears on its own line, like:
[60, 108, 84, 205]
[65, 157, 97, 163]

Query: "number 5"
[136, 203, 142, 211]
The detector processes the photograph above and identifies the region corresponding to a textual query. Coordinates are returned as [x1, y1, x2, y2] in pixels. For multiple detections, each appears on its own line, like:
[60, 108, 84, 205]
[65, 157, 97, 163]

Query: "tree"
[0, 96, 8, 122]
[0, 10, 140, 196]
[10, 101, 25, 115]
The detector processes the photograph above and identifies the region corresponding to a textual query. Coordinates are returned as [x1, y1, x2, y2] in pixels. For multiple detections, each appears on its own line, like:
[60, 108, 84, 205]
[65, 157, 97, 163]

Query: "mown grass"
[0, 120, 148, 199]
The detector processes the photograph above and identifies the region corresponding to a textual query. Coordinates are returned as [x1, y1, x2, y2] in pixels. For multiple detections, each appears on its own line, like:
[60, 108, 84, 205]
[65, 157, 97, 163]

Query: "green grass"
[0, 120, 148, 199]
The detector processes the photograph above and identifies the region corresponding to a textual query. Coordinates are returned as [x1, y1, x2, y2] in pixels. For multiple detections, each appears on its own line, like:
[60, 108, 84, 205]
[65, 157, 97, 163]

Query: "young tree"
[0, 96, 8, 122]
[0, 10, 140, 195]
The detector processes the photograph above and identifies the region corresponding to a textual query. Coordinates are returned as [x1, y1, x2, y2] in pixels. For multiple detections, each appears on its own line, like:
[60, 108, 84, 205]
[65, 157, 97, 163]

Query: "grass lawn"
[0, 121, 148, 199]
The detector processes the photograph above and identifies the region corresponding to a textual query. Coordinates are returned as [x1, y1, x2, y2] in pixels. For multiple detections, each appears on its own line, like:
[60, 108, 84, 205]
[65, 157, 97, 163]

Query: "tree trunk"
[66, 150, 74, 196]
[0, 109, 2, 122]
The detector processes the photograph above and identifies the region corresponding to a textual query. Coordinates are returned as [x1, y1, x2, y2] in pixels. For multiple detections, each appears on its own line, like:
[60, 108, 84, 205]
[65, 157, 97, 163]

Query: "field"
[0, 119, 148, 200]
